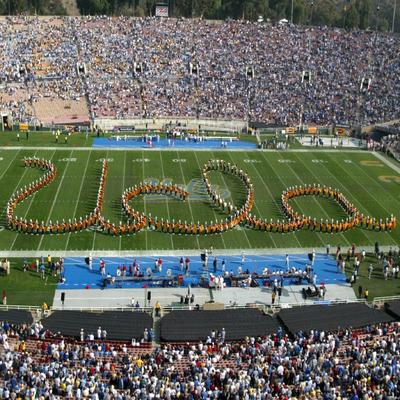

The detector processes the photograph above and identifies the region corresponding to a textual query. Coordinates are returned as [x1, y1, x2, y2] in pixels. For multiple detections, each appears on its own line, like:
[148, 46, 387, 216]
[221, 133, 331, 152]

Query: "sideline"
[373, 152, 400, 174]
[0, 245, 396, 258]
[0, 146, 368, 153]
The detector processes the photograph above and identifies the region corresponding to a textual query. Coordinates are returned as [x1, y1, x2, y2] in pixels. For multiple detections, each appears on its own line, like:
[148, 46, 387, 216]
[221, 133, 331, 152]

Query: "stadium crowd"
[0, 16, 399, 125]
[1, 319, 400, 398]
[380, 129, 400, 161]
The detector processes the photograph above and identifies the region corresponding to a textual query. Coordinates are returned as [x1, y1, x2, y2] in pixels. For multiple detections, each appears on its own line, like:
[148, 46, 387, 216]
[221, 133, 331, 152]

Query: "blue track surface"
[92, 138, 257, 150]
[59, 254, 346, 290]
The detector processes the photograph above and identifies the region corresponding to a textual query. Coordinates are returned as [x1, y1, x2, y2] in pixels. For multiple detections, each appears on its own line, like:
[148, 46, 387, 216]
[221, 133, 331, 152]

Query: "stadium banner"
[155, 5, 169, 17]
[19, 123, 29, 131]
[286, 127, 295, 134]
[308, 127, 317, 135]
[335, 126, 349, 136]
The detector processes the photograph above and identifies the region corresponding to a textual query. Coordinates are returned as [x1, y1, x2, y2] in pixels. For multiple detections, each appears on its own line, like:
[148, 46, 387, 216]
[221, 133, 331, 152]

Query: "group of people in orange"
[6, 158, 105, 234]
[202, 159, 255, 232]
[6, 158, 397, 236]
[245, 184, 396, 233]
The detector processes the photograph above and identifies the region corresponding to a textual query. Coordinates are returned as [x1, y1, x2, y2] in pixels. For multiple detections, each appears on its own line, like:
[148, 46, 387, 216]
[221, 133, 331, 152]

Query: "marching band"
[5, 158, 397, 236]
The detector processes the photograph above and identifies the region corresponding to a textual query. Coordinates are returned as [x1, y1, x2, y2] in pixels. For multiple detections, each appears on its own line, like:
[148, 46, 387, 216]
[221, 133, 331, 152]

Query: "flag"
[155, 6, 169, 17]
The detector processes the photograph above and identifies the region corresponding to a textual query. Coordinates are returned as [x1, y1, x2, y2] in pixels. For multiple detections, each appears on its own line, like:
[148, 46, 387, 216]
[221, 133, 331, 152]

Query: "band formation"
[5, 157, 397, 236]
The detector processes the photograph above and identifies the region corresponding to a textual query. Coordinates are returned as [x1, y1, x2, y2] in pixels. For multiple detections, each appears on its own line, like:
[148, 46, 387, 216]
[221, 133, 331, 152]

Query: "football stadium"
[0, 0, 400, 398]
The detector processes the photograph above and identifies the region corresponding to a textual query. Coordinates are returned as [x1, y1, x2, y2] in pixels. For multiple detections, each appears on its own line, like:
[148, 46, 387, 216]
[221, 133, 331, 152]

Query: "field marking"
[324, 154, 398, 246]
[37, 151, 73, 251]
[58, 158, 77, 162]
[359, 160, 384, 167]
[91, 150, 109, 252]
[0, 146, 369, 153]
[0, 150, 22, 219]
[158, 152, 174, 250]
[192, 151, 227, 250]
[257, 153, 305, 248]
[373, 152, 400, 175]
[345, 157, 400, 220]
[10, 150, 58, 250]
[378, 175, 400, 183]
[141, 151, 148, 251]
[332, 154, 399, 214]
[0, 150, 21, 185]
[119, 151, 127, 253]
[175, 151, 200, 250]
[218, 152, 253, 248]
[133, 158, 150, 163]
[96, 158, 113, 162]
[244, 159, 261, 163]
[290, 154, 353, 246]
[7, 150, 40, 249]
[64, 150, 92, 252]
[172, 158, 186, 163]
[297, 154, 365, 246]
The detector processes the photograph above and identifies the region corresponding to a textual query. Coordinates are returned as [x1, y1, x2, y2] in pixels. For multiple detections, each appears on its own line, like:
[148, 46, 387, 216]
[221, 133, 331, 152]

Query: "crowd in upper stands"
[0, 16, 400, 126]
[1, 318, 400, 399]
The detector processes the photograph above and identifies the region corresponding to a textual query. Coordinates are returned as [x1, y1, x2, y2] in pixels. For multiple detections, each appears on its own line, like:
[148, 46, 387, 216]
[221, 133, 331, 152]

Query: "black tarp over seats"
[42, 310, 153, 341]
[160, 308, 279, 341]
[0, 309, 33, 325]
[278, 303, 394, 336]
[384, 300, 400, 319]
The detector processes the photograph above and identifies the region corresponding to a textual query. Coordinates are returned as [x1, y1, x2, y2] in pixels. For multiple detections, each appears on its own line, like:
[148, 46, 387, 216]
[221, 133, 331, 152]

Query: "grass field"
[0, 259, 57, 306]
[0, 148, 399, 252]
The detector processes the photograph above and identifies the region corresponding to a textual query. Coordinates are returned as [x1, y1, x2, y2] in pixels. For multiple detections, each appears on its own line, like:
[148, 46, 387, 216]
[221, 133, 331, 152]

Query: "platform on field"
[60, 253, 346, 290]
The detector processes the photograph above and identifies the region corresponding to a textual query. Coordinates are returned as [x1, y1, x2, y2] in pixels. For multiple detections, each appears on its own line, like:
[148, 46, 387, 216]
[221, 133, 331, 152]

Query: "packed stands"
[1, 312, 400, 398]
[1, 16, 400, 126]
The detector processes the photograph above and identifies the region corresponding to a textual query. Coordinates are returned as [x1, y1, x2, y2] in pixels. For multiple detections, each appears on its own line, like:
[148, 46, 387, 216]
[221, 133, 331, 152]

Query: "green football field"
[0, 148, 399, 252]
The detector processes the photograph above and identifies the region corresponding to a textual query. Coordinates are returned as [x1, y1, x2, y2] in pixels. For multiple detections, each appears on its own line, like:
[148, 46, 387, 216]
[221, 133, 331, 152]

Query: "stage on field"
[60, 253, 346, 290]
[92, 137, 257, 150]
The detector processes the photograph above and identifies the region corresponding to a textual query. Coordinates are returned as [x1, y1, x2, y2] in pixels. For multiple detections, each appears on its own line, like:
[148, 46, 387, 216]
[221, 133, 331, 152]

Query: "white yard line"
[260, 152, 326, 247]
[64, 150, 92, 252]
[0, 150, 21, 184]
[246, 152, 295, 248]
[373, 152, 400, 174]
[289, 154, 353, 247]
[0, 150, 22, 219]
[325, 154, 398, 245]
[221, 152, 261, 248]
[7, 150, 39, 249]
[298, 154, 371, 246]
[158, 152, 174, 249]
[348, 154, 400, 208]
[191, 151, 227, 250]
[141, 151, 148, 251]
[176, 151, 200, 250]
[119, 151, 127, 252]
[37, 151, 73, 251]
[91, 150, 109, 252]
